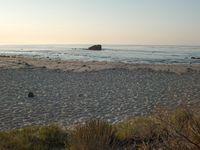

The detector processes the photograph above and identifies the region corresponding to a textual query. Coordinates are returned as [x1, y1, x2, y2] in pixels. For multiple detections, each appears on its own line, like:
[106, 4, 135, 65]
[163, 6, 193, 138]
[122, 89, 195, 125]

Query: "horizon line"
[0, 43, 200, 46]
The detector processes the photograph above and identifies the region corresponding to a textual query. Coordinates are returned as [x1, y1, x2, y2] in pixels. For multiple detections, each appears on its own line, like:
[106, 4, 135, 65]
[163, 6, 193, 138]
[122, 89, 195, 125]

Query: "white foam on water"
[0, 44, 200, 64]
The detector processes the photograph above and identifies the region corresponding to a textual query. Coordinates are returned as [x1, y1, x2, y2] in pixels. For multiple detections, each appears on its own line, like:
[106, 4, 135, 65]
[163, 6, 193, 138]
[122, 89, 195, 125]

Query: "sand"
[1, 55, 200, 73]
[0, 56, 200, 130]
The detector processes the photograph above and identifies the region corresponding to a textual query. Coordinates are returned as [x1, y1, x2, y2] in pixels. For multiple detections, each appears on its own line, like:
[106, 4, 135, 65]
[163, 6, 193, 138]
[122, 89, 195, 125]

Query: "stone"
[88, 45, 102, 51]
[24, 62, 31, 66]
[191, 57, 200, 59]
[28, 92, 34, 98]
[187, 68, 193, 73]
[78, 94, 84, 97]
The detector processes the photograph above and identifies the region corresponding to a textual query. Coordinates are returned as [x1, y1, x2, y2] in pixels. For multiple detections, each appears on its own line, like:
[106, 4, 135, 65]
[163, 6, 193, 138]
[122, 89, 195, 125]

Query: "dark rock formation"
[88, 45, 102, 51]
[191, 57, 200, 59]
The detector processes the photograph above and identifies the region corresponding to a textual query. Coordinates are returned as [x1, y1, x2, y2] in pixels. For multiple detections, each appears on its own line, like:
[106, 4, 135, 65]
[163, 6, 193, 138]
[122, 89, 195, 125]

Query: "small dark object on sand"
[187, 68, 194, 73]
[41, 66, 46, 69]
[78, 94, 84, 97]
[88, 45, 102, 51]
[25, 62, 31, 66]
[28, 92, 34, 98]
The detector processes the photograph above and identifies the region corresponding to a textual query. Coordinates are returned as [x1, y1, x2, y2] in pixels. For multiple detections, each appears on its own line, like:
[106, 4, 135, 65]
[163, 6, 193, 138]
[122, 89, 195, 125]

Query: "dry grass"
[70, 120, 117, 150]
[115, 106, 200, 150]
[0, 106, 200, 150]
[156, 107, 200, 150]
[116, 117, 166, 149]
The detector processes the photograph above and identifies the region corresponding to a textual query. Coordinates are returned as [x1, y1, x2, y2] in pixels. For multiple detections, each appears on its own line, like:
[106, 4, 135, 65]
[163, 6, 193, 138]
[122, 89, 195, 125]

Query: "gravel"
[0, 68, 200, 130]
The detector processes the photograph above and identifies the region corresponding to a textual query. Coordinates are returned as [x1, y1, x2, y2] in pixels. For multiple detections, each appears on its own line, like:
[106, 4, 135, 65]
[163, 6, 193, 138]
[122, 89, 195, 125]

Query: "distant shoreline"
[0, 55, 200, 73]
[1, 44, 200, 64]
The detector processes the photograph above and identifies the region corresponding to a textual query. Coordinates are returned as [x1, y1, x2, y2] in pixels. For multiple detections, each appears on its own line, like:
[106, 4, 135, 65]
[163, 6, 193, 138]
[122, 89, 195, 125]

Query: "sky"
[0, 0, 200, 45]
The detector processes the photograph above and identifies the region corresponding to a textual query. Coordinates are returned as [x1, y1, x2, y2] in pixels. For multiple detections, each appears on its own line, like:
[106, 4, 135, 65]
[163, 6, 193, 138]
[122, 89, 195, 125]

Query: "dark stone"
[41, 66, 46, 69]
[24, 62, 31, 66]
[0, 55, 9, 58]
[88, 45, 102, 51]
[191, 57, 200, 59]
[28, 92, 34, 98]
[78, 94, 88, 97]
[187, 68, 193, 73]
[78, 94, 84, 97]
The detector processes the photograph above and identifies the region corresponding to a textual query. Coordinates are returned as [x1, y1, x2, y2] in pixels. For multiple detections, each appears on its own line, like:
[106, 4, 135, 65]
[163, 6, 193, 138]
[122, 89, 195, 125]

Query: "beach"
[0, 56, 200, 130]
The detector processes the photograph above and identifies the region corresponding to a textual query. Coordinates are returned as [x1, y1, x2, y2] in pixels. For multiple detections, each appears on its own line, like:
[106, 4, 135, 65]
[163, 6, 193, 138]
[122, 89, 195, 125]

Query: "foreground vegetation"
[0, 106, 200, 150]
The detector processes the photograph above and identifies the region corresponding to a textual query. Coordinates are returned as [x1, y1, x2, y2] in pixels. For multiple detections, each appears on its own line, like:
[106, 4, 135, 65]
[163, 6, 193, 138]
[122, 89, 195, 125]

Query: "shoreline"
[0, 55, 200, 73]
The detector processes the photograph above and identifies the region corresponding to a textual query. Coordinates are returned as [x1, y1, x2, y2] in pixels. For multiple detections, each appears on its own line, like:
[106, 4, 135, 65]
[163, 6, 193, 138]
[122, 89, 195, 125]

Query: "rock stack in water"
[88, 45, 102, 51]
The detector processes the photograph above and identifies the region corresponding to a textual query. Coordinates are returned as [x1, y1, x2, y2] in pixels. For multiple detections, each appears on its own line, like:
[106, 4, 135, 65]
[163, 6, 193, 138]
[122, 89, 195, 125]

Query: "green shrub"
[0, 128, 34, 150]
[38, 125, 69, 150]
[0, 125, 69, 150]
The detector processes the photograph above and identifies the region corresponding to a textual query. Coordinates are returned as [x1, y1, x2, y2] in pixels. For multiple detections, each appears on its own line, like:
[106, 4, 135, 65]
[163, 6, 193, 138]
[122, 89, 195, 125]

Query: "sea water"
[0, 44, 200, 64]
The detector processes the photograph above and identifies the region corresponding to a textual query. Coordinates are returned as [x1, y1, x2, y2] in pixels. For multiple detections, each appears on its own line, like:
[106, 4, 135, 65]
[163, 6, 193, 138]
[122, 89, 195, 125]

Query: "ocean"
[0, 44, 200, 64]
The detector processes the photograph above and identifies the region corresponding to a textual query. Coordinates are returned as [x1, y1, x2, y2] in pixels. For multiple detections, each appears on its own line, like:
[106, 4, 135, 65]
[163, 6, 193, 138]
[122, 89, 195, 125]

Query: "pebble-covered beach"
[0, 67, 200, 130]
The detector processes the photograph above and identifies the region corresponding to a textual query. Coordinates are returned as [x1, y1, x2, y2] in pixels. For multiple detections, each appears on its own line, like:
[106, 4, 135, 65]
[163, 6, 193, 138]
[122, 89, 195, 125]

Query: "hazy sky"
[0, 0, 200, 45]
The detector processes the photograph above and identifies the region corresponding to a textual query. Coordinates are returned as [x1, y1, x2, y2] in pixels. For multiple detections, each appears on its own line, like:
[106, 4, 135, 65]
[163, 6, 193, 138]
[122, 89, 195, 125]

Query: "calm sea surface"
[0, 44, 200, 64]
